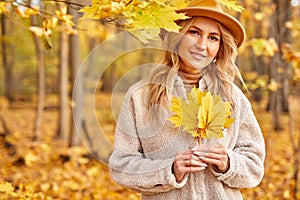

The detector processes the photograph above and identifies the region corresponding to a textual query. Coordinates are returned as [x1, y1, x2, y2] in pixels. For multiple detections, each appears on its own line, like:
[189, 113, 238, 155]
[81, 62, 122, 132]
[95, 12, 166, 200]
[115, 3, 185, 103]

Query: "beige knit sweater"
[109, 75, 265, 200]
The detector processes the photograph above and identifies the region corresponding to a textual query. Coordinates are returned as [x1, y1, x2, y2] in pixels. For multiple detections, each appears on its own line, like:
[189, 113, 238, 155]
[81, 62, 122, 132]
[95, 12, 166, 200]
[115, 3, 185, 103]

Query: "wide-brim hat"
[176, 0, 246, 47]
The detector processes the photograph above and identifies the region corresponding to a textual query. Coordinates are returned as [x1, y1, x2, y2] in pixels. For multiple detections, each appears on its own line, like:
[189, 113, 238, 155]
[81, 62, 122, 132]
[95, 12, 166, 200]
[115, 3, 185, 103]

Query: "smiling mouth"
[190, 52, 207, 60]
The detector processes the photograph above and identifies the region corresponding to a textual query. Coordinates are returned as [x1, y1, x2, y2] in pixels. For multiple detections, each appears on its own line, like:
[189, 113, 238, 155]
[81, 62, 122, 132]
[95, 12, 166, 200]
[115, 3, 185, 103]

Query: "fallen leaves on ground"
[0, 94, 299, 199]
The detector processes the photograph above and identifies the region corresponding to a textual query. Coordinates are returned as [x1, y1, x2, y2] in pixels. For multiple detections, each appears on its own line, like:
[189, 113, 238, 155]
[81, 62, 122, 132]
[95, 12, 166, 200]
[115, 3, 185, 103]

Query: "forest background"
[0, 0, 300, 199]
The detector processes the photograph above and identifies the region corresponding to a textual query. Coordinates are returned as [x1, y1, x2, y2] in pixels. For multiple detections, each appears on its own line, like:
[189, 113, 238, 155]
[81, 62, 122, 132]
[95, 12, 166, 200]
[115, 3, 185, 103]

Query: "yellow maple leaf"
[29, 26, 44, 37]
[168, 96, 184, 127]
[55, 10, 74, 27]
[125, 2, 189, 43]
[218, 0, 244, 12]
[79, 0, 189, 43]
[168, 87, 234, 140]
[128, 28, 161, 44]
[80, 0, 125, 19]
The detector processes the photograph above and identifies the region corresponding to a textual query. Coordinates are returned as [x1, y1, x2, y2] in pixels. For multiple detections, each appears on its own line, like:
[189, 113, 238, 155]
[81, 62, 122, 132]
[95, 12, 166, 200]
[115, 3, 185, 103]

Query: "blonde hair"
[143, 17, 243, 113]
[201, 21, 244, 105]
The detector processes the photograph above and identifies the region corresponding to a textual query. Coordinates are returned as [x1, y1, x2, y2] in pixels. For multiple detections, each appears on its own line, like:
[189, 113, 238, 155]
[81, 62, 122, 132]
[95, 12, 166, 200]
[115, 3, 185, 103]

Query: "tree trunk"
[101, 63, 117, 93]
[68, 2, 83, 146]
[1, 14, 14, 102]
[268, 0, 291, 130]
[251, 3, 265, 102]
[30, 15, 45, 140]
[56, 5, 70, 140]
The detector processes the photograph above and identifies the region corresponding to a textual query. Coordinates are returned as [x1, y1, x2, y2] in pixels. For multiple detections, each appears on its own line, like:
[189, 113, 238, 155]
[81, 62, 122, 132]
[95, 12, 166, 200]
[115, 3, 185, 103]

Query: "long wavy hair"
[143, 17, 244, 113]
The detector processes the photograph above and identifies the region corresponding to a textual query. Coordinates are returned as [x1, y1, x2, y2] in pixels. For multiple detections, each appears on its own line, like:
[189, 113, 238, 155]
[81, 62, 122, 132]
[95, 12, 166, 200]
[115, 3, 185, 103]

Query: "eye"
[188, 29, 200, 37]
[209, 35, 220, 41]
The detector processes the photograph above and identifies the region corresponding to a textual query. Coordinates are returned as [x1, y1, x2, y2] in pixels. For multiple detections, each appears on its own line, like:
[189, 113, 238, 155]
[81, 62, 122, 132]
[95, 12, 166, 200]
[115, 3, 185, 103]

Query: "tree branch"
[11, 0, 86, 31]
[41, 0, 87, 7]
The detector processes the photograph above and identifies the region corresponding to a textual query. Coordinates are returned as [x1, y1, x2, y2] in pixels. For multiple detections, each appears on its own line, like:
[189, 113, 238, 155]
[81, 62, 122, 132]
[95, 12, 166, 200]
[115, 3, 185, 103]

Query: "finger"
[192, 150, 210, 158]
[200, 156, 226, 170]
[197, 145, 227, 158]
[208, 144, 226, 153]
[199, 156, 220, 165]
[200, 151, 224, 159]
[185, 166, 206, 172]
[186, 157, 208, 167]
[184, 159, 207, 171]
[184, 160, 190, 166]
[199, 153, 227, 167]
[176, 150, 209, 168]
[191, 145, 201, 151]
[191, 160, 208, 168]
[177, 150, 201, 162]
[199, 153, 229, 169]
[192, 145, 218, 157]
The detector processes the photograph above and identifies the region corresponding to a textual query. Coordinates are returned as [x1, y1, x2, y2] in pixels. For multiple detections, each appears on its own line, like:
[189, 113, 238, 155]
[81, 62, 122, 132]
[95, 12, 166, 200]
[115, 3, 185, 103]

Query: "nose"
[196, 37, 207, 50]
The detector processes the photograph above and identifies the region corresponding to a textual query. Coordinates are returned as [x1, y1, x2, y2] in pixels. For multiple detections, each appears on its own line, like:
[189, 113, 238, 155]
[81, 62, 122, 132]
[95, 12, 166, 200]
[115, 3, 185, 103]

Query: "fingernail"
[199, 156, 204, 159]
[193, 151, 201, 156]
[191, 147, 198, 151]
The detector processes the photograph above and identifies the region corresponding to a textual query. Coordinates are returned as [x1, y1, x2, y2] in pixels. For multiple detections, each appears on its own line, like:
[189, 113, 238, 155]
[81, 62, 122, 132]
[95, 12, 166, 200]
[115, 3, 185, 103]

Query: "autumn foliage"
[0, 95, 140, 199]
[0, 0, 300, 199]
[0, 94, 300, 199]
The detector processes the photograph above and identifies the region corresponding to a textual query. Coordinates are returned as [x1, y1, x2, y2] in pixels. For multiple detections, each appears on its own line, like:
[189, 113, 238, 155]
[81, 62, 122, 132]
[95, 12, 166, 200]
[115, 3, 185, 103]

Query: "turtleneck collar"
[178, 67, 202, 87]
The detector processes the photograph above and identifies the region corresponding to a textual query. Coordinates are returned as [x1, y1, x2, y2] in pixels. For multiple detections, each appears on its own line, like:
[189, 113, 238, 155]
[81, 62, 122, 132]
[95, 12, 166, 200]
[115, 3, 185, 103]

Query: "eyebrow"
[189, 25, 221, 37]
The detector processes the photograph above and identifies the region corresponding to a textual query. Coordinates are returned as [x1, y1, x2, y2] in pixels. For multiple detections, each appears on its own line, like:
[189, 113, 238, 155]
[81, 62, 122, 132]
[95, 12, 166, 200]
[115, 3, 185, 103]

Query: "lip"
[190, 51, 207, 60]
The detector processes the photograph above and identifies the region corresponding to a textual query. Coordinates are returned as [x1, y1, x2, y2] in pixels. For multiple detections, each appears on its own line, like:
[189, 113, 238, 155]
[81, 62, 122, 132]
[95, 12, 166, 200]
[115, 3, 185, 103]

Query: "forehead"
[190, 17, 220, 33]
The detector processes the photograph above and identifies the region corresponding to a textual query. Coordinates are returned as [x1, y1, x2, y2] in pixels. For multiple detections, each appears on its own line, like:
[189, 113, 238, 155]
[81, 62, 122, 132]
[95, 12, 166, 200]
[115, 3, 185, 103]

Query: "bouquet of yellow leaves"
[168, 87, 234, 141]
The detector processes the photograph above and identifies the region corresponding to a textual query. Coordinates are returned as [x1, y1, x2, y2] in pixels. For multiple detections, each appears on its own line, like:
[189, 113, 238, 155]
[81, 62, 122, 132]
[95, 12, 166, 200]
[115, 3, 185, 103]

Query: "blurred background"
[0, 0, 300, 199]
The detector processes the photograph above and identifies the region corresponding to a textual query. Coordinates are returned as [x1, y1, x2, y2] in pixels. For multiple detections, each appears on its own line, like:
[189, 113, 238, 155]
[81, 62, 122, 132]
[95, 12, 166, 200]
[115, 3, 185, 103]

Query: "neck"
[178, 67, 202, 86]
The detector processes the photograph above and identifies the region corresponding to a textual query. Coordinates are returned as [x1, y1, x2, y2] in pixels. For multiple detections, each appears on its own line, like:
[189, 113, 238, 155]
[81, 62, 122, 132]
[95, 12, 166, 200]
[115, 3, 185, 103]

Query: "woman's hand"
[193, 144, 229, 173]
[172, 150, 207, 182]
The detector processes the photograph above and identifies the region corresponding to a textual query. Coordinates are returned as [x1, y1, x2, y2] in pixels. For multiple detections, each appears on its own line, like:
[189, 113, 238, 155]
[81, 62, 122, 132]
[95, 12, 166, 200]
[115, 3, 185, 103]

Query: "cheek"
[178, 38, 194, 57]
[178, 42, 187, 58]
[179, 36, 194, 50]
[208, 44, 220, 58]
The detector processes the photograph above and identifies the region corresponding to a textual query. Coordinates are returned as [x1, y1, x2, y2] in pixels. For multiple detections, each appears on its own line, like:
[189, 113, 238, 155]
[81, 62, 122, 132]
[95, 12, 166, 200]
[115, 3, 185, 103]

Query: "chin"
[191, 62, 210, 71]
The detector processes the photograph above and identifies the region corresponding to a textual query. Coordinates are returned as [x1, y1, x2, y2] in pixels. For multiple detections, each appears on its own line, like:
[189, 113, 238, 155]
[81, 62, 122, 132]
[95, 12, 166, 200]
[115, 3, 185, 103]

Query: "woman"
[109, 0, 265, 199]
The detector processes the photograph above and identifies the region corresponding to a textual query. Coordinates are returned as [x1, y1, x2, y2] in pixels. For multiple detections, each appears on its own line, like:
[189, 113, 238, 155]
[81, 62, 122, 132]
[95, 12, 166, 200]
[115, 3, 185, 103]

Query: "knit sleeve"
[109, 88, 188, 194]
[210, 91, 266, 188]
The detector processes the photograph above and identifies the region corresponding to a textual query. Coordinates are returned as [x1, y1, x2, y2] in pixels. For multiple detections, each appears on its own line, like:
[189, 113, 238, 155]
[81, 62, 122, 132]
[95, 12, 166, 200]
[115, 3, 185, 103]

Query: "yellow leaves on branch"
[16, 6, 40, 18]
[0, 2, 10, 14]
[28, 7, 76, 49]
[29, 17, 54, 49]
[168, 87, 234, 139]
[80, 0, 189, 43]
[267, 79, 281, 92]
[79, 0, 246, 43]
[282, 44, 300, 81]
[29, 25, 52, 38]
[124, 2, 189, 43]
[284, 19, 300, 82]
[55, 10, 78, 35]
[79, 0, 126, 19]
[217, 0, 244, 12]
[248, 38, 279, 57]
[55, 10, 75, 28]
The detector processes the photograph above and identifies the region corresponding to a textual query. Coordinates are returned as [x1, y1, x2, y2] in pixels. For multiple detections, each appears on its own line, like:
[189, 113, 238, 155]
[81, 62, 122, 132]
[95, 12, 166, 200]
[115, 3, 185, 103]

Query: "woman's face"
[178, 17, 221, 73]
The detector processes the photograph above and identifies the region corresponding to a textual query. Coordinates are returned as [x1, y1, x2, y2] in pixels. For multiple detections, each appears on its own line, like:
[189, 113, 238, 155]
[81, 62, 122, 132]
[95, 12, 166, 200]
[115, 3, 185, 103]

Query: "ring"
[186, 160, 190, 165]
